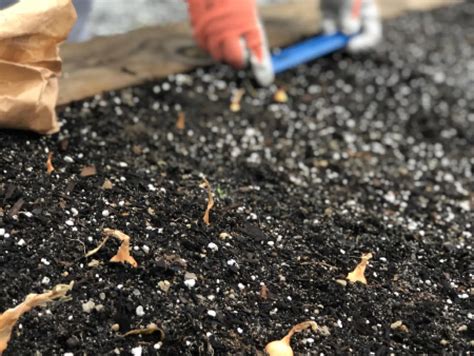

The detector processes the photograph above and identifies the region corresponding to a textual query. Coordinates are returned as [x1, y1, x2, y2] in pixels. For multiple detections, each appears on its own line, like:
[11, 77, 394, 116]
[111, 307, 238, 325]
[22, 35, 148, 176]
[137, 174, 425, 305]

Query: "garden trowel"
[271, 32, 352, 74]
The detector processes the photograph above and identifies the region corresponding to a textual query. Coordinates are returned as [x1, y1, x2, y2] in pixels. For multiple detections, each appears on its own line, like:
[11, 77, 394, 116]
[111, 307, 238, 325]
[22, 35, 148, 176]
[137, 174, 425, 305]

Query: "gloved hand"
[187, 0, 274, 86]
[321, 0, 382, 52]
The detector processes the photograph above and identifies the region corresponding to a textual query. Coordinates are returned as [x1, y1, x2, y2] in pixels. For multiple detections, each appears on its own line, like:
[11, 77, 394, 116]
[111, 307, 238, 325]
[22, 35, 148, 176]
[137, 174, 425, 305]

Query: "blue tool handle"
[271, 33, 351, 74]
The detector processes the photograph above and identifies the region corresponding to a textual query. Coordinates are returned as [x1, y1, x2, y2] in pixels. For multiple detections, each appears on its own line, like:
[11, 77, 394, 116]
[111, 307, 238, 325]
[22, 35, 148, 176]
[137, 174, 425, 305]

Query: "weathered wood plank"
[58, 0, 459, 105]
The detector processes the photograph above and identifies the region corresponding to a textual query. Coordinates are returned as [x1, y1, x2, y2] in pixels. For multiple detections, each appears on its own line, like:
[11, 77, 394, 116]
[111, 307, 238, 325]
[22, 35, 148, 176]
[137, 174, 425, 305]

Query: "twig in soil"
[176, 112, 186, 130]
[200, 178, 215, 226]
[346, 252, 373, 285]
[230, 89, 245, 112]
[0, 282, 74, 355]
[265, 321, 329, 356]
[121, 322, 165, 339]
[7, 198, 24, 218]
[86, 228, 138, 268]
[46, 152, 55, 175]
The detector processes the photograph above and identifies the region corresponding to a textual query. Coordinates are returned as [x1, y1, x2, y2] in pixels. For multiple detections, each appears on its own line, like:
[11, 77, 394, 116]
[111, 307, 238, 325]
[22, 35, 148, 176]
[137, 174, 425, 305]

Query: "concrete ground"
[87, 0, 288, 39]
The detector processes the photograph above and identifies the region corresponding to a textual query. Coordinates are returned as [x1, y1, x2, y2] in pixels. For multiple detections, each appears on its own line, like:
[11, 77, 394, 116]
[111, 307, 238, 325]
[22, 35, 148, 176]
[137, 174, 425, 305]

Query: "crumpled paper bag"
[0, 0, 76, 134]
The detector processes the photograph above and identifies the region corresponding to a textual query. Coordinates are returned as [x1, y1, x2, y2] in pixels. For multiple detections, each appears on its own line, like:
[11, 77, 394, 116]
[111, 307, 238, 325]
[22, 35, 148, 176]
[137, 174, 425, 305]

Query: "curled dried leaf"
[176, 112, 186, 130]
[346, 252, 373, 284]
[230, 89, 245, 112]
[46, 152, 55, 174]
[122, 322, 164, 339]
[265, 320, 323, 356]
[86, 229, 138, 268]
[200, 178, 215, 226]
[0, 282, 74, 354]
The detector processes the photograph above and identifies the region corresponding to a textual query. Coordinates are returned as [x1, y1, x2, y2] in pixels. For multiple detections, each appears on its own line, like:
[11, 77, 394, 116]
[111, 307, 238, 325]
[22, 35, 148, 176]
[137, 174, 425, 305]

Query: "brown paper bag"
[0, 0, 76, 134]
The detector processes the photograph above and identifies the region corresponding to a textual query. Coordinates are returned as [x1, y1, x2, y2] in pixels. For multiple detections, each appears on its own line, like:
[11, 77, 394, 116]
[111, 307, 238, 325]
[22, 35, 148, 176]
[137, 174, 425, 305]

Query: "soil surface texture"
[1, 3, 473, 355]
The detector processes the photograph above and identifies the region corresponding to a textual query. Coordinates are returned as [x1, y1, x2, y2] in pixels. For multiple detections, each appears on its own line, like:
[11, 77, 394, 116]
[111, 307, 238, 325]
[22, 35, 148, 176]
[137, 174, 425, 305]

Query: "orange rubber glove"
[187, 0, 274, 86]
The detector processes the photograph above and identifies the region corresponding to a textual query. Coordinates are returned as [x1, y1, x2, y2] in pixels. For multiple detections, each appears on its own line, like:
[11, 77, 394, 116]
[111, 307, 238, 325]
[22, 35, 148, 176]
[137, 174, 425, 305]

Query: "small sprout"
[230, 89, 245, 112]
[274, 88, 288, 103]
[346, 252, 373, 284]
[176, 111, 186, 130]
[121, 322, 164, 339]
[265, 321, 325, 356]
[200, 178, 215, 226]
[86, 228, 138, 268]
[46, 152, 55, 174]
[80, 165, 97, 177]
[216, 185, 226, 199]
[0, 282, 74, 354]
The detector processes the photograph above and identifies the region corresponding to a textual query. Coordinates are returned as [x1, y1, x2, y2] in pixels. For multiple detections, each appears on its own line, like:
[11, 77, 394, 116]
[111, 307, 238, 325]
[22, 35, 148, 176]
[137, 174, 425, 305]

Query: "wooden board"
[58, 0, 460, 105]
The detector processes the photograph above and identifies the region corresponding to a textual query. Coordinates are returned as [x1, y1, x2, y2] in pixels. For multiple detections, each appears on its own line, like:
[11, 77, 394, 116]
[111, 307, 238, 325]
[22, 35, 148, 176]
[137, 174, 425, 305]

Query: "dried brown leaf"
[122, 322, 164, 339]
[105, 228, 137, 268]
[346, 252, 373, 284]
[230, 89, 245, 112]
[0, 282, 73, 354]
[46, 152, 55, 175]
[80, 165, 97, 177]
[200, 178, 215, 226]
[176, 112, 186, 130]
[265, 320, 324, 356]
[86, 229, 138, 268]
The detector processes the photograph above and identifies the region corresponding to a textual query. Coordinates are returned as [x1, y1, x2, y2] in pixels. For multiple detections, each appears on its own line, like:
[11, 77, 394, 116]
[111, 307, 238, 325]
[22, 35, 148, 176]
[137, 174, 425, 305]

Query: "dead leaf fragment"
[390, 320, 409, 333]
[274, 88, 288, 103]
[122, 322, 164, 339]
[346, 252, 373, 285]
[102, 179, 113, 190]
[87, 259, 101, 268]
[200, 178, 215, 226]
[158, 280, 171, 293]
[219, 232, 231, 240]
[0, 282, 74, 354]
[260, 284, 270, 300]
[80, 165, 97, 177]
[46, 152, 55, 175]
[176, 112, 186, 130]
[265, 320, 325, 356]
[132, 145, 143, 155]
[86, 228, 138, 268]
[230, 89, 245, 112]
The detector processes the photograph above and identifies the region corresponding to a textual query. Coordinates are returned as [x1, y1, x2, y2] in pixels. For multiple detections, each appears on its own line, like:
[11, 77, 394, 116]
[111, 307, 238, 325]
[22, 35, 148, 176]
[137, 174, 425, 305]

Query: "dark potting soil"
[1, 3, 473, 355]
